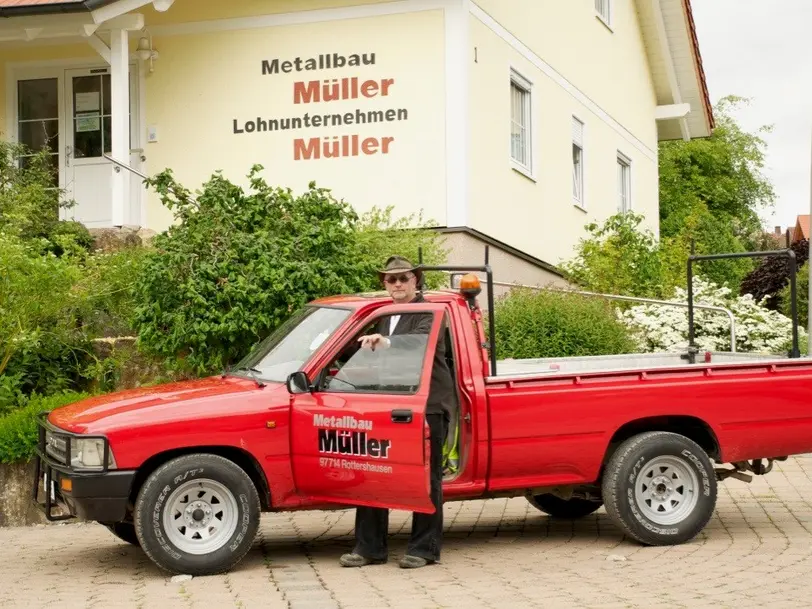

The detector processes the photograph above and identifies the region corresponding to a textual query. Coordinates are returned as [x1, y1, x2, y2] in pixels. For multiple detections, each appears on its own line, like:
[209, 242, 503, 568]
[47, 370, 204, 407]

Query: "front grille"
[44, 432, 68, 465]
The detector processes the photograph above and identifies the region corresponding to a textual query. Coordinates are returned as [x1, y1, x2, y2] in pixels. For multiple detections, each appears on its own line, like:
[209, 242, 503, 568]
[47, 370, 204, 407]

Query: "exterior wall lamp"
[136, 32, 159, 72]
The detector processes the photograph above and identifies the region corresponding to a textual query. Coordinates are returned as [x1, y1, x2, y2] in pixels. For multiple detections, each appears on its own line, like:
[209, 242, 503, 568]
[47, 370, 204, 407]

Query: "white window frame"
[509, 68, 534, 179]
[572, 116, 585, 209]
[595, 0, 612, 29]
[617, 151, 632, 213]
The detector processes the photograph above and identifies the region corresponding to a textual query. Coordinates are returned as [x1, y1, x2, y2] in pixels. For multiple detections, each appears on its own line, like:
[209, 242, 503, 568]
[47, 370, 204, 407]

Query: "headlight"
[70, 438, 117, 470]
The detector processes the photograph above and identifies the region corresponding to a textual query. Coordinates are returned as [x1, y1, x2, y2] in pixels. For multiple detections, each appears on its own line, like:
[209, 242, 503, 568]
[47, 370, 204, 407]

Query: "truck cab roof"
[310, 289, 469, 309]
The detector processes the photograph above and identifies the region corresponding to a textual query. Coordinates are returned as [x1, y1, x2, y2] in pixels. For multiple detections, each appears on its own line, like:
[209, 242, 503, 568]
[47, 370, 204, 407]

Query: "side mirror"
[286, 371, 311, 395]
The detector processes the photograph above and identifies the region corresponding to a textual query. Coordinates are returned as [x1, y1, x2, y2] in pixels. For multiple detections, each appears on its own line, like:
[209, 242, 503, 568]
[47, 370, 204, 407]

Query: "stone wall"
[0, 461, 55, 527]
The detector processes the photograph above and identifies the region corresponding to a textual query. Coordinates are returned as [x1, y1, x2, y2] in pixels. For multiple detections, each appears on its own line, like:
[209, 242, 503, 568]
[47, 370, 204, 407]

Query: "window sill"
[511, 161, 536, 182]
[596, 14, 613, 33]
[573, 202, 588, 213]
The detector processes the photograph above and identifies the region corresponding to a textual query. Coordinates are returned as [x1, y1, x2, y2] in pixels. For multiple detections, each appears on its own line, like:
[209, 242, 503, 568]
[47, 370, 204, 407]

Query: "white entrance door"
[64, 66, 141, 227]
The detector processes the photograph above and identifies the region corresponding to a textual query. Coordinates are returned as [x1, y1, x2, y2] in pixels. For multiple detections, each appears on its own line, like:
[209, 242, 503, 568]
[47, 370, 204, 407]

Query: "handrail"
[440, 273, 738, 353]
[102, 153, 149, 180]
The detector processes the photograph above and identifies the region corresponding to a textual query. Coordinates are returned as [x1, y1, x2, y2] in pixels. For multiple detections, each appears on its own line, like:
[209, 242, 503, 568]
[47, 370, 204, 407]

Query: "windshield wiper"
[226, 366, 266, 388]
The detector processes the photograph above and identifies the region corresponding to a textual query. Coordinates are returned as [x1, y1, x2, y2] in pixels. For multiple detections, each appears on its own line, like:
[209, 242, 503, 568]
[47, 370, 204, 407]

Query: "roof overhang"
[0, 0, 173, 41]
[636, 0, 715, 141]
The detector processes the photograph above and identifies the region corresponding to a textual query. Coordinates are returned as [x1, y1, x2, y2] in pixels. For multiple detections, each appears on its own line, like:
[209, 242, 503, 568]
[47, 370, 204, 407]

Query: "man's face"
[383, 271, 417, 303]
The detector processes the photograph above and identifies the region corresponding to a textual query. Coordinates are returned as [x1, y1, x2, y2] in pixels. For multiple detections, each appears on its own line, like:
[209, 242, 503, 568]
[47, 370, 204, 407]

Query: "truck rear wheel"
[134, 454, 261, 576]
[527, 494, 602, 519]
[601, 431, 716, 546]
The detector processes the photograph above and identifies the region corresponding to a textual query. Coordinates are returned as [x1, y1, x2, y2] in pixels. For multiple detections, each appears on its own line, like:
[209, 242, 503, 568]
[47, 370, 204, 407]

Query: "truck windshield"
[231, 306, 351, 383]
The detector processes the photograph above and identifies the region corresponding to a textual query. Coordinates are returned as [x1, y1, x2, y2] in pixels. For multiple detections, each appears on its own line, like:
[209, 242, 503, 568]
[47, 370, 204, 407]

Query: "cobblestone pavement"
[4, 456, 812, 609]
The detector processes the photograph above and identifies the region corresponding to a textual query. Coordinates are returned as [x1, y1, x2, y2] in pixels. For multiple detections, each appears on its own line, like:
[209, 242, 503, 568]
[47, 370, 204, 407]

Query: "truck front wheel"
[134, 454, 261, 576]
[104, 522, 140, 546]
[601, 431, 716, 546]
[527, 494, 602, 519]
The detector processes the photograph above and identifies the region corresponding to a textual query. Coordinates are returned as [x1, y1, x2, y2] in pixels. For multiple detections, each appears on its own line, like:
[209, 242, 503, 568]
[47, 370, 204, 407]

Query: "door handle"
[391, 409, 413, 423]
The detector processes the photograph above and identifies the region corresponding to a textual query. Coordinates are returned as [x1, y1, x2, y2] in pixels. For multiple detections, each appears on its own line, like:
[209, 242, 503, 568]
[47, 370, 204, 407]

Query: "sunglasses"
[384, 273, 414, 285]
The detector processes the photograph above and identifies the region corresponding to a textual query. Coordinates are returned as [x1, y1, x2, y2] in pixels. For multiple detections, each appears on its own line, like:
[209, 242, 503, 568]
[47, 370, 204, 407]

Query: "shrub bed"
[493, 288, 638, 359]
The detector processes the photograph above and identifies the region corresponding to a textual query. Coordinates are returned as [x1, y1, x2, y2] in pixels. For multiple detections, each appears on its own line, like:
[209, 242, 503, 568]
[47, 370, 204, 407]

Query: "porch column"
[109, 27, 130, 227]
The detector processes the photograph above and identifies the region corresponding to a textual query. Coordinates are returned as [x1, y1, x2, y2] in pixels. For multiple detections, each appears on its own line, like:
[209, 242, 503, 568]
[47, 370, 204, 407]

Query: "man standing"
[339, 255, 455, 569]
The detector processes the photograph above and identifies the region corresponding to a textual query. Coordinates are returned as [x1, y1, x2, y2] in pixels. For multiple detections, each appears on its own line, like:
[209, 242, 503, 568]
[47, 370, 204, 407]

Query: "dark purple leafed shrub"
[739, 239, 808, 310]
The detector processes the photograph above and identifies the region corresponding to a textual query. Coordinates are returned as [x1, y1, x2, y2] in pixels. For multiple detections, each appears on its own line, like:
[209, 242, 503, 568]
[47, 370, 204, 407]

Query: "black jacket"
[374, 293, 456, 419]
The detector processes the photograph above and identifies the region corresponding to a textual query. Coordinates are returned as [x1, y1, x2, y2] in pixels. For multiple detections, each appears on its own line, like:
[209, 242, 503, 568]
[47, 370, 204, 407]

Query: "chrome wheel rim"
[634, 455, 699, 526]
[162, 478, 239, 555]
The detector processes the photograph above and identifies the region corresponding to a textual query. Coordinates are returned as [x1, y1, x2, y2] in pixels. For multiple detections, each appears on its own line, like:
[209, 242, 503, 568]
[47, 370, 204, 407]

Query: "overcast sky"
[690, 0, 812, 233]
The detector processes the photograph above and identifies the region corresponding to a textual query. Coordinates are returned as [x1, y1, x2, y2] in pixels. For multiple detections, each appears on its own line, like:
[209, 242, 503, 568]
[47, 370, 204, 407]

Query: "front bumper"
[31, 413, 135, 523]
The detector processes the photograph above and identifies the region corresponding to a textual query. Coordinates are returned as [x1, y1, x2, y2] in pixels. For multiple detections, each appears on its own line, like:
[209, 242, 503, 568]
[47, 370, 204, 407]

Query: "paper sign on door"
[76, 112, 100, 133]
[75, 92, 100, 112]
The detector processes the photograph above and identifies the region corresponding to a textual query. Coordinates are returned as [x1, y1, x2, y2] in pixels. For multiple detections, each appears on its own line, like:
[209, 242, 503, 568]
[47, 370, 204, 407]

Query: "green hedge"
[493, 288, 636, 359]
[0, 392, 88, 464]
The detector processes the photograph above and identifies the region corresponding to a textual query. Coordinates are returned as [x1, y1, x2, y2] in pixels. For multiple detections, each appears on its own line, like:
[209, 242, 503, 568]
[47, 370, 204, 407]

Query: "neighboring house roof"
[636, 0, 714, 140]
[793, 215, 810, 243]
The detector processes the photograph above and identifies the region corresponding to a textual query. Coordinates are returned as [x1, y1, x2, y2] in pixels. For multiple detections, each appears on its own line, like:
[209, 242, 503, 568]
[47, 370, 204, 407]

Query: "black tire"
[527, 494, 602, 519]
[104, 522, 140, 546]
[602, 431, 716, 546]
[134, 454, 261, 576]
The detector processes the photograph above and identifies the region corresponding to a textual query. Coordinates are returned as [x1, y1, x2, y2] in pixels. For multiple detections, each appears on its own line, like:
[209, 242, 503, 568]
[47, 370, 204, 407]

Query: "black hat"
[377, 255, 422, 283]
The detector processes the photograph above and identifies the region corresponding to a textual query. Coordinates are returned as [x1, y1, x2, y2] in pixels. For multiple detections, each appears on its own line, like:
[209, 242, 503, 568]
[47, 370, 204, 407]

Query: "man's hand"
[358, 334, 390, 351]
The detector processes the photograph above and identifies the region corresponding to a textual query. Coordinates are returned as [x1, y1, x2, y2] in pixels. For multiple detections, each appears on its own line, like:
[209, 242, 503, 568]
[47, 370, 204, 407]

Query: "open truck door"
[288, 303, 448, 513]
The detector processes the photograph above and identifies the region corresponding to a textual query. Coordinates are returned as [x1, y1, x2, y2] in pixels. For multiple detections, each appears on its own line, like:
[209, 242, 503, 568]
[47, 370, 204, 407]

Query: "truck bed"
[494, 351, 790, 378]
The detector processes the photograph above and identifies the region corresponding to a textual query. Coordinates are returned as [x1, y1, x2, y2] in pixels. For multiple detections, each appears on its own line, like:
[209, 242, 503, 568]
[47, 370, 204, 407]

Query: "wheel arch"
[128, 446, 272, 512]
[603, 416, 721, 468]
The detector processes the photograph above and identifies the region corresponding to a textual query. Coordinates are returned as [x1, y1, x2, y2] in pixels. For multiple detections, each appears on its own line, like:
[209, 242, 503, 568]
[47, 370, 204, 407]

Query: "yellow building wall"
[144, 8, 446, 231]
[471, 0, 659, 145]
[467, 9, 660, 269]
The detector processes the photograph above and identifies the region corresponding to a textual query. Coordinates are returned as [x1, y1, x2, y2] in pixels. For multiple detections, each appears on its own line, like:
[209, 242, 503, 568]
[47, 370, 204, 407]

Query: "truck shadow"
[253, 510, 634, 565]
[58, 509, 719, 579]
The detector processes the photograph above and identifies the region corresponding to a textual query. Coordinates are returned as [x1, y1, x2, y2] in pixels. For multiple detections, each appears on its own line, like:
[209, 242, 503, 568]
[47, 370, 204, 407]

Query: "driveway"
[2, 456, 812, 608]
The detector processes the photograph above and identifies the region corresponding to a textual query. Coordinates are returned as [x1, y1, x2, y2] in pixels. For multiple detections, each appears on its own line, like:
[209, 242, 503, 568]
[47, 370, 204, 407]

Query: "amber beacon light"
[459, 273, 482, 299]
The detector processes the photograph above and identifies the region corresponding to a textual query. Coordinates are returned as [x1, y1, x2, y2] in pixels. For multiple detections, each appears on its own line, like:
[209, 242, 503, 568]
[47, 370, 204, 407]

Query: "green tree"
[559, 212, 669, 298]
[562, 95, 777, 298]
[656, 95, 776, 291]
[658, 204, 754, 291]
[659, 95, 775, 248]
[779, 265, 809, 330]
[133, 165, 447, 376]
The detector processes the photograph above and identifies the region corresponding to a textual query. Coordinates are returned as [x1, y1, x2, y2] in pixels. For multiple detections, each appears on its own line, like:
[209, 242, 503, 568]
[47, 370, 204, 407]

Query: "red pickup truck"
[32, 265, 812, 576]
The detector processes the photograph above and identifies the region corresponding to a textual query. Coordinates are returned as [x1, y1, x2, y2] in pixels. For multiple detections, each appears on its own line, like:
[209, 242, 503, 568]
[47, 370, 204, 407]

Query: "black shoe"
[398, 555, 436, 569]
[339, 553, 386, 568]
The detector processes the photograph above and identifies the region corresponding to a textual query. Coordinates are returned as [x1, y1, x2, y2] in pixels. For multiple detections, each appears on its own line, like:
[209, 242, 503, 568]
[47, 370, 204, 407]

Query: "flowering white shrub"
[617, 276, 807, 354]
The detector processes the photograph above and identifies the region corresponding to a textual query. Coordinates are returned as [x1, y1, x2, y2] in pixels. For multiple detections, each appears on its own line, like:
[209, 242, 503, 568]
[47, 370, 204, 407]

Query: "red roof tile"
[795, 215, 810, 241]
[682, 0, 715, 132]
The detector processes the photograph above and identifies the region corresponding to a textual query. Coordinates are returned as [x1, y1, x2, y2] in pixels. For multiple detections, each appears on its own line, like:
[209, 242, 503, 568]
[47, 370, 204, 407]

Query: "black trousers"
[352, 412, 448, 562]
